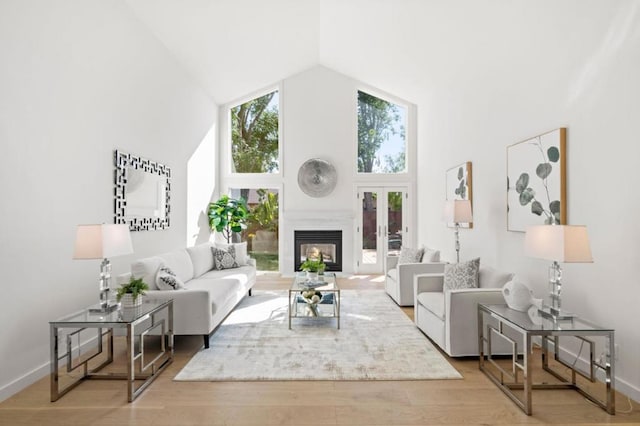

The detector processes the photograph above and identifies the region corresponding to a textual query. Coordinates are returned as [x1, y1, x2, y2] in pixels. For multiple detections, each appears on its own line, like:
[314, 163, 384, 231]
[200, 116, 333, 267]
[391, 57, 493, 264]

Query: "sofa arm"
[386, 255, 399, 272]
[247, 257, 256, 268]
[413, 272, 445, 296]
[445, 288, 506, 356]
[398, 262, 446, 287]
[144, 289, 213, 335]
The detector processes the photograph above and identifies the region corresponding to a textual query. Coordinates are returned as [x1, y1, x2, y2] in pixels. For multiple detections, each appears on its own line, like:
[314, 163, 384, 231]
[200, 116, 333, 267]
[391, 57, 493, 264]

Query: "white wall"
[0, 0, 216, 400]
[319, 0, 640, 400]
[280, 66, 357, 274]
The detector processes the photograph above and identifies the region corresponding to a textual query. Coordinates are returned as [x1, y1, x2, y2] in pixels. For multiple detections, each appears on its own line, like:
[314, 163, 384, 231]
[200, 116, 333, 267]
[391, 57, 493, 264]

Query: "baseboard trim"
[0, 361, 49, 403]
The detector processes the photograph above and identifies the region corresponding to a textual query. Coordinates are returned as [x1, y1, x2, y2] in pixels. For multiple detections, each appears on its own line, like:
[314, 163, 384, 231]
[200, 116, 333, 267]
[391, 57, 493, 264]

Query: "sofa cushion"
[417, 292, 445, 321]
[155, 266, 186, 290]
[479, 267, 515, 289]
[398, 246, 424, 264]
[421, 248, 441, 263]
[131, 256, 164, 290]
[444, 258, 480, 290]
[216, 242, 249, 266]
[200, 265, 256, 288]
[186, 242, 215, 277]
[212, 245, 239, 270]
[157, 249, 195, 283]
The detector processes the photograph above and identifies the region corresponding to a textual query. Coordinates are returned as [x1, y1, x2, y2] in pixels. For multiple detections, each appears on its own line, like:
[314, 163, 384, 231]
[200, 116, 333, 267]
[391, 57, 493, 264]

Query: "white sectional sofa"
[123, 242, 256, 348]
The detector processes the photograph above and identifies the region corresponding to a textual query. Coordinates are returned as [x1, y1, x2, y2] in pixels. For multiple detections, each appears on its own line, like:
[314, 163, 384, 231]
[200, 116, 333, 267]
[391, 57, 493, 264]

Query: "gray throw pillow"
[398, 246, 424, 264]
[443, 258, 480, 290]
[212, 245, 239, 270]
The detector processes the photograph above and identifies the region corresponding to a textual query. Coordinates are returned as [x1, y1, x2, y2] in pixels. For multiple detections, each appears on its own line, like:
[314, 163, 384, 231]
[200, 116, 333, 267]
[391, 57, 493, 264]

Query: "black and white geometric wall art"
[114, 150, 171, 231]
[507, 128, 566, 232]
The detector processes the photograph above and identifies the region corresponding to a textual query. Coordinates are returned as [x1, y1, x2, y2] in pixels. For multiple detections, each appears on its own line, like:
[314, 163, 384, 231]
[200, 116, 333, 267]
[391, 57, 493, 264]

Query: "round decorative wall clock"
[297, 158, 337, 198]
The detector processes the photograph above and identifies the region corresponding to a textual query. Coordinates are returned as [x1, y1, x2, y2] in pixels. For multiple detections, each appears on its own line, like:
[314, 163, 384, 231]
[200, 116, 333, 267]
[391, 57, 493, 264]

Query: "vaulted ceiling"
[125, 0, 636, 106]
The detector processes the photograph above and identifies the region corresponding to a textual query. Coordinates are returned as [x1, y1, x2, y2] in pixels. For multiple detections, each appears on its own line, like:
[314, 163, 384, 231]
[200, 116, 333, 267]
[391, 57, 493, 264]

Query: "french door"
[356, 187, 409, 274]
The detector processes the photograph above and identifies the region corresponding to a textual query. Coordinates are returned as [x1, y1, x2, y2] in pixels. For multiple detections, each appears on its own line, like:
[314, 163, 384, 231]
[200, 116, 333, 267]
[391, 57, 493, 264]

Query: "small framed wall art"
[445, 162, 473, 228]
[506, 128, 566, 232]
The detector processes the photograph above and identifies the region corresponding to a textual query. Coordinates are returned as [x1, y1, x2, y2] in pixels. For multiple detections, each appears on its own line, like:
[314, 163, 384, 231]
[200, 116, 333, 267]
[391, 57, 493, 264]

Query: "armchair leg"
[248, 289, 252, 296]
[203, 334, 210, 349]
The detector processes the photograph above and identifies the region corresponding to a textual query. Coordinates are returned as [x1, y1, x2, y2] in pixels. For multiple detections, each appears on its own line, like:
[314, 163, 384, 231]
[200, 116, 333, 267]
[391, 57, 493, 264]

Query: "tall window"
[229, 188, 279, 271]
[357, 90, 406, 174]
[231, 91, 279, 173]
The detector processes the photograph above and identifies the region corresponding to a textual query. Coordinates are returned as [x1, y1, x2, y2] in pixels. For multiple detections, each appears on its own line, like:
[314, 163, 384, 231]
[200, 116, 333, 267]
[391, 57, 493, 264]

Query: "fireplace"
[294, 230, 343, 272]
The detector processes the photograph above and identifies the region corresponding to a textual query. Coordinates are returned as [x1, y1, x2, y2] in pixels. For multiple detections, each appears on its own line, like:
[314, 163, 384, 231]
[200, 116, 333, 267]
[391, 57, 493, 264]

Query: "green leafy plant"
[514, 137, 561, 224]
[116, 277, 149, 302]
[300, 257, 326, 273]
[208, 195, 249, 243]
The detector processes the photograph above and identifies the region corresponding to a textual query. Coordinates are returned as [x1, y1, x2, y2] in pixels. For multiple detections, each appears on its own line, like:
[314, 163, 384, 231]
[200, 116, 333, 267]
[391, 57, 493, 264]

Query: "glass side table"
[50, 300, 173, 402]
[478, 303, 615, 415]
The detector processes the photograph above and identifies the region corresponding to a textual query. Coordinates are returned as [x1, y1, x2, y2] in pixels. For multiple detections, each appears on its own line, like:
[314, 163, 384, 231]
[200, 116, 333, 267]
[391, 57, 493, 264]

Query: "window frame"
[354, 87, 414, 180]
[222, 84, 283, 181]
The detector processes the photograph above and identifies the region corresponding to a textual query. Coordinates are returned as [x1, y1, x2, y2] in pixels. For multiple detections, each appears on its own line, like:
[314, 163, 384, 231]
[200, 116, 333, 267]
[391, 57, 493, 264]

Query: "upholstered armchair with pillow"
[413, 258, 514, 356]
[385, 247, 446, 306]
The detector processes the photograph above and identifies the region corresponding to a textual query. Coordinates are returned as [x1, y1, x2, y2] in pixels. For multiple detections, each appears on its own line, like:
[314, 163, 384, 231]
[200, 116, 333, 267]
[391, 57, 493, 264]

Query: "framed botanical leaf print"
[507, 128, 566, 232]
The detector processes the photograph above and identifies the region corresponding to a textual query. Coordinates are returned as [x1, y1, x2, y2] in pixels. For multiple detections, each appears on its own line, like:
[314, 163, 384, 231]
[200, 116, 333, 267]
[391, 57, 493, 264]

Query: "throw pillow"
[421, 248, 441, 263]
[398, 246, 424, 264]
[443, 258, 480, 290]
[216, 242, 248, 266]
[155, 266, 185, 290]
[212, 245, 239, 270]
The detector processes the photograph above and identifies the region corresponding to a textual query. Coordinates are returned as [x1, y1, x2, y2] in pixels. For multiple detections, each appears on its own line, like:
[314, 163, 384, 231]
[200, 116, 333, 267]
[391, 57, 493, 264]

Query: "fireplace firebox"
[294, 230, 342, 272]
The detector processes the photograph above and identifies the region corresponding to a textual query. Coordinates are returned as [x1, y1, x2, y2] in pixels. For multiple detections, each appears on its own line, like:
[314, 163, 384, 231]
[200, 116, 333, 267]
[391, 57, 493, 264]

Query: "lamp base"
[89, 302, 119, 314]
[537, 305, 574, 321]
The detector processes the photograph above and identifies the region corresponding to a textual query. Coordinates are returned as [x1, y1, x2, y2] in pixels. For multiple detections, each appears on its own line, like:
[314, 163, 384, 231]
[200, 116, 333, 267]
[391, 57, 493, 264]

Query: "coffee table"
[288, 272, 340, 329]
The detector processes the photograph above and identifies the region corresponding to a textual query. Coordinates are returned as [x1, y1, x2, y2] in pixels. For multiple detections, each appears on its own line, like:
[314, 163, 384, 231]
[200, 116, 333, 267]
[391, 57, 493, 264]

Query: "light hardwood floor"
[1, 274, 638, 425]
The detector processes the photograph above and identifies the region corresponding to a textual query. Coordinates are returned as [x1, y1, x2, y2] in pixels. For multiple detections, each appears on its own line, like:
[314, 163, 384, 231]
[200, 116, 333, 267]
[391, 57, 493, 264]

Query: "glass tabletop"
[291, 272, 339, 291]
[50, 301, 170, 325]
[481, 304, 612, 333]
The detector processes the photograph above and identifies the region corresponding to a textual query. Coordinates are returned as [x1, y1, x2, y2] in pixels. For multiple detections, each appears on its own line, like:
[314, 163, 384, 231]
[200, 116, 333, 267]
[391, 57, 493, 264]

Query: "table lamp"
[73, 224, 133, 313]
[443, 200, 473, 263]
[524, 224, 593, 320]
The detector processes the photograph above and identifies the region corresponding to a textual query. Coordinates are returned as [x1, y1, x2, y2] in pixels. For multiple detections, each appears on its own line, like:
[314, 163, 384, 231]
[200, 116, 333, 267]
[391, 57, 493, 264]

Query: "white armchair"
[385, 254, 446, 306]
[413, 266, 514, 356]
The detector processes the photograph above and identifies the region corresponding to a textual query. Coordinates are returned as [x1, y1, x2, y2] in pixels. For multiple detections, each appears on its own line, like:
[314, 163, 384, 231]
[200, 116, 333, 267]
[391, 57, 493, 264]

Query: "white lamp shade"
[524, 225, 593, 263]
[443, 200, 473, 223]
[73, 224, 133, 259]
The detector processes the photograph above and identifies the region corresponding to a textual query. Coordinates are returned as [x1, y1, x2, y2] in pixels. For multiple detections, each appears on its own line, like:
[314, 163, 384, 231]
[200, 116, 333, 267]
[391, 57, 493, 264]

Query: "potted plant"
[208, 195, 249, 243]
[300, 256, 326, 281]
[116, 277, 149, 308]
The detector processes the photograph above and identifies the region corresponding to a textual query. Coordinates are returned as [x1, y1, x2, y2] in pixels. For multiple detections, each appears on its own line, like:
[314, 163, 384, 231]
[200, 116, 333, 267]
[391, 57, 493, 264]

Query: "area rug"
[174, 290, 461, 381]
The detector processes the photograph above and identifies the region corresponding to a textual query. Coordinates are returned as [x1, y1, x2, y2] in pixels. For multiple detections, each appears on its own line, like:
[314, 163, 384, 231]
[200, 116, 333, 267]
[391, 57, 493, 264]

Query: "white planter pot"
[306, 271, 318, 281]
[120, 293, 142, 308]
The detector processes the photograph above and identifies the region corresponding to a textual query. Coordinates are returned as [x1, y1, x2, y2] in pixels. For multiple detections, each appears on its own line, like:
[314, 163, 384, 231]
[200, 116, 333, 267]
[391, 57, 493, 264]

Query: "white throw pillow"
[155, 266, 186, 291]
[443, 258, 480, 290]
[131, 256, 163, 290]
[212, 245, 239, 270]
[186, 242, 215, 277]
[216, 242, 249, 266]
[398, 246, 424, 264]
[421, 248, 441, 263]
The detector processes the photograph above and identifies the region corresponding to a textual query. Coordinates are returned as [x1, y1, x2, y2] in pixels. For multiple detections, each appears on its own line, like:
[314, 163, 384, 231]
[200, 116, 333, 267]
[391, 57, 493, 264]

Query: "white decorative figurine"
[501, 279, 534, 312]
